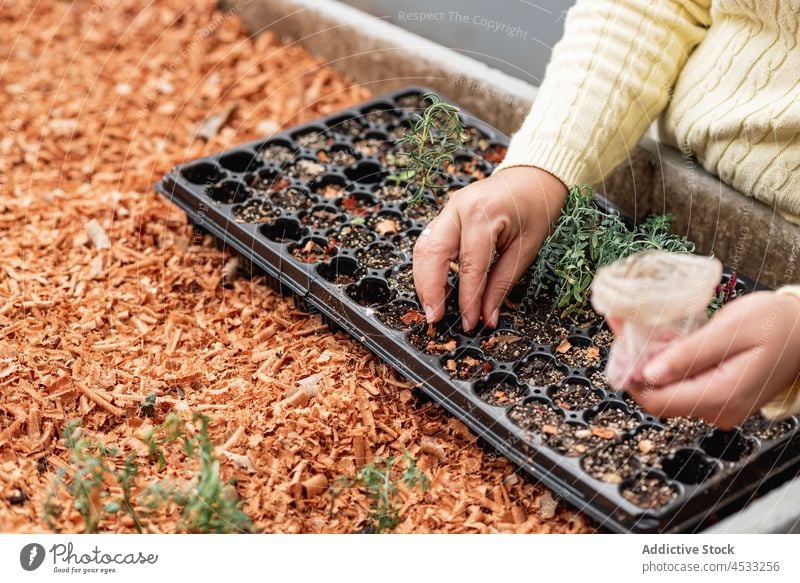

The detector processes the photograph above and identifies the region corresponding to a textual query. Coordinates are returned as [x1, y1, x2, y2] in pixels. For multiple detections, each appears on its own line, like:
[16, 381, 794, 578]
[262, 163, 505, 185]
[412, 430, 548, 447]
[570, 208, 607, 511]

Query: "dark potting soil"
[403, 201, 439, 224]
[588, 407, 640, 436]
[356, 244, 403, 270]
[259, 144, 295, 164]
[480, 143, 507, 164]
[353, 137, 389, 157]
[446, 157, 488, 182]
[477, 379, 527, 407]
[294, 130, 332, 149]
[581, 440, 641, 484]
[516, 356, 566, 387]
[396, 93, 431, 111]
[313, 182, 346, 199]
[442, 352, 493, 381]
[270, 187, 314, 211]
[554, 340, 603, 369]
[508, 400, 563, 433]
[363, 107, 399, 126]
[464, 127, 491, 153]
[387, 264, 415, 295]
[319, 149, 358, 167]
[589, 369, 611, 391]
[741, 414, 795, 441]
[480, 331, 529, 362]
[408, 322, 458, 355]
[591, 327, 615, 349]
[290, 240, 335, 264]
[251, 173, 291, 193]
[365, 214, 406, 237]
[376, 301, 424, 331]
[329, 224, 375, 249]
[300, 207, 344, 230]
[339, 193, 380, 216]
[287, 159, 328, 181]
[545, 423, 604, 457]
[661, 416, 712, 448]
[233, 198, 280, 223]
[373, 183, 408, 202]
[621, 474, 678, 509]
[551, 382, 602, 411]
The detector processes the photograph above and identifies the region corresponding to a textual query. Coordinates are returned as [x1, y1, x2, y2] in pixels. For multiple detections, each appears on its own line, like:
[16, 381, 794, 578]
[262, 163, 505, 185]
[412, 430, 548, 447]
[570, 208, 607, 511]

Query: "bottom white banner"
[1, 534, 796, 582]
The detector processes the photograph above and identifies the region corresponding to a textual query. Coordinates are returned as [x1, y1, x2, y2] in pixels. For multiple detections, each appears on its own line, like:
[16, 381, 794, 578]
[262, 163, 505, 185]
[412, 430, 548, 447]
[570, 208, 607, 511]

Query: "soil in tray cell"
[392, 230, 420, 256]
[475, 376, 527, 407]
[312, 180, 347, 200]
[354, 135, 391, 158]
[258, 143, 296, 164]
[356, 243, 403, 270]
[480, 143, 507, 165]
[446, 156, 488, 182]
[250, 170, 291, 193]
[270, 187, 315, 212]
[289, 239, 336, 264]
[328, 223, 376, 249]
[373, 183, 407, 203]
[585, 406, 640, 439]
[515, 355, 566, 387]
[363, 104, 401, 126]
[515, 303, 570, 346]
[376, 300, 424, 331]
[550, 382, 603, 411]
[318, 147, 358, 167]
[327, 115, 366, 138]
[630, 425, 670, 469]
[508, 399, 563, 433]
[365, 213, 408, 237]
[581, 439, 641, 484]
[464, 126, 491, 154]
[621, 473, 678, 509]
[292, 129, 333, 149]
[588, 369, 611, 391]
[442, 349, 493, 381]
[387, 264, 415, 296]
[741, 414, 796, 441]
[396, 92, 431, 112]
[287, 159, 328, 182]
[408, 321, 459, 355]
[554, 338, 603, 370]
[317, 257, 363, 286]
[545, 423, 605, 457]
[233, 198, 281, 224]
[338, 192, 381, 216]
[661, 416, 711, 448]
[299, 206, 344, 231]
[402, 200, 439, 224]
[590, 326, 615, 349]
[480, 331, 529, 362]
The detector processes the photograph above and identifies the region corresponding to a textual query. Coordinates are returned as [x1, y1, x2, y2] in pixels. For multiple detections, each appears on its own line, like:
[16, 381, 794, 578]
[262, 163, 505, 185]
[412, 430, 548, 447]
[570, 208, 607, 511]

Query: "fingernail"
[462, 315, 471, 332]
[489, 308, 500, 328]
[424, 304, 435, 323]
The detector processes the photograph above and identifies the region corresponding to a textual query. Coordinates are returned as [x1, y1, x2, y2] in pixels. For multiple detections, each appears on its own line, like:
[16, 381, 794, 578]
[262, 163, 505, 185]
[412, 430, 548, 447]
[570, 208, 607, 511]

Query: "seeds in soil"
[550, 382, 602, 411]
[476, 378, 527, 407]
[329, 223, 375, 249]
[480, 331, 529, 362]
[442, 351, 493, 381]
[287, 159, 327, 181]
[299, 207, 344, 230]
[587, 407, 640, 438]
[290, 240, 335, 264]
[581, 440, 640, 484]
[554, 339, 603, 369]
[621, 474, 678, 509]
[661, 416, 711, 448]
[408, 322, 458, 355]
[233, 198, 280, 223]
[516, 356, 566, 387]
[741, 414, 796, 441]
[270, 187, 314, 212]
[508, 400, 563, 433]
[376, 300, 424, 331]
[387, 264, 415, 295]
[258, 144, 295, 164]
[356, 244, 402, 270]
[545, 423, 603, 457]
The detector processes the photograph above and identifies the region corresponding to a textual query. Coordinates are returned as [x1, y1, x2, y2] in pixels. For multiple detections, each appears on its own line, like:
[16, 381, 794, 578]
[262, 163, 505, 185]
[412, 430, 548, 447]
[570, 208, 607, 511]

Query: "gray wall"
[340, 0, 575, 84]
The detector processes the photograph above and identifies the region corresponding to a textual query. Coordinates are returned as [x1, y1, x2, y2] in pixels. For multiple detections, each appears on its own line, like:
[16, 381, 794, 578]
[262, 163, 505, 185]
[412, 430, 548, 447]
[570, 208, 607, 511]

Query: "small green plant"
[530, 185, 695, 317]
[45, 413, 251, 534]
[45, 420, 144, 533]
[332, 452, 430, 533]
[139, 413, 253, 534]
[391, 92, 467, 206]
[139, 391, 157, 417]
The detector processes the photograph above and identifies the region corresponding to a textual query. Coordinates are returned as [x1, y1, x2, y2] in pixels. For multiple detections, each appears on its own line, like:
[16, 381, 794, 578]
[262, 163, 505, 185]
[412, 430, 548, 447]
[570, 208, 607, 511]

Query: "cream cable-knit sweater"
[497, 0, 800, 225]
[497, 0, 800, 417]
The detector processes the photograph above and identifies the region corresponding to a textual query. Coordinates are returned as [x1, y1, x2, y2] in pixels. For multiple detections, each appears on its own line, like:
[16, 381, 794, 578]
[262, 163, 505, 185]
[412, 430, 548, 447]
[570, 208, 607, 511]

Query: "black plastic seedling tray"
[157, 87, 800, 533]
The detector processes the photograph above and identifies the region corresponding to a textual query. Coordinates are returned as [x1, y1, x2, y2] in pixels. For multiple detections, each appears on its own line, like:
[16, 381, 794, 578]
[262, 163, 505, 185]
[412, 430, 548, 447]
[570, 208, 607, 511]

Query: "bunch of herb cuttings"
[529, 184, 695, 318]
[390, 92, 468, 206]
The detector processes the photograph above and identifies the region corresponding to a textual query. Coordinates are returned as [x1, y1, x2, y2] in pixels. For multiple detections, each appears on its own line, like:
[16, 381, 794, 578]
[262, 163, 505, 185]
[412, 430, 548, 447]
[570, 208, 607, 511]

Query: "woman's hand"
[629, 291, 800, 428]
[412, 166, 567, 331]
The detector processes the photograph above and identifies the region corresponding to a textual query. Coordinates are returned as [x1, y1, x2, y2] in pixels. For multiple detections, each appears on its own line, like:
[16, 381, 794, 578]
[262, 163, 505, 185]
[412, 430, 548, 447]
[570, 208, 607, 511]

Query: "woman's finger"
[457, 216, 495, 332]
[412, 209, 461, 323]
[481, 237, 538, 328]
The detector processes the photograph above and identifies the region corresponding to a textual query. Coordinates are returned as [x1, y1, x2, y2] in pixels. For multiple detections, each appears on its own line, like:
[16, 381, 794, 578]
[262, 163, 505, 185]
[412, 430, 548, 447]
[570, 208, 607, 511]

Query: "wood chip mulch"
[0, 0, 592, 534]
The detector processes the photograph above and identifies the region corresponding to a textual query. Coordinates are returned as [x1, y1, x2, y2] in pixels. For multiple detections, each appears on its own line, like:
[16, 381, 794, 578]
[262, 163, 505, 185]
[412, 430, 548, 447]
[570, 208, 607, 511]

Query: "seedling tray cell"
[157, 87, 800, 533]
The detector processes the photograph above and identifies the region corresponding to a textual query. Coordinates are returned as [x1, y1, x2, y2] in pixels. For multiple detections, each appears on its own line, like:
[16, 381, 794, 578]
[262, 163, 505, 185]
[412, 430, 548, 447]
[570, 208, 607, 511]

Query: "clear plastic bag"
[590, 251, 722, 389]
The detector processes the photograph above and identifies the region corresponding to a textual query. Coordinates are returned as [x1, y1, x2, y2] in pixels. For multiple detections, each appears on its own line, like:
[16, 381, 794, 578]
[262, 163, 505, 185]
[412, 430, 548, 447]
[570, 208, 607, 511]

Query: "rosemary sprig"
[392, 92, 467, 206]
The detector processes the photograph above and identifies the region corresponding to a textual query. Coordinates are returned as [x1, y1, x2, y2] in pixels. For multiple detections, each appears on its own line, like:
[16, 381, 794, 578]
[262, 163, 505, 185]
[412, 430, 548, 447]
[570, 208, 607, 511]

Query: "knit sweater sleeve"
[495, 0, 711, 187]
